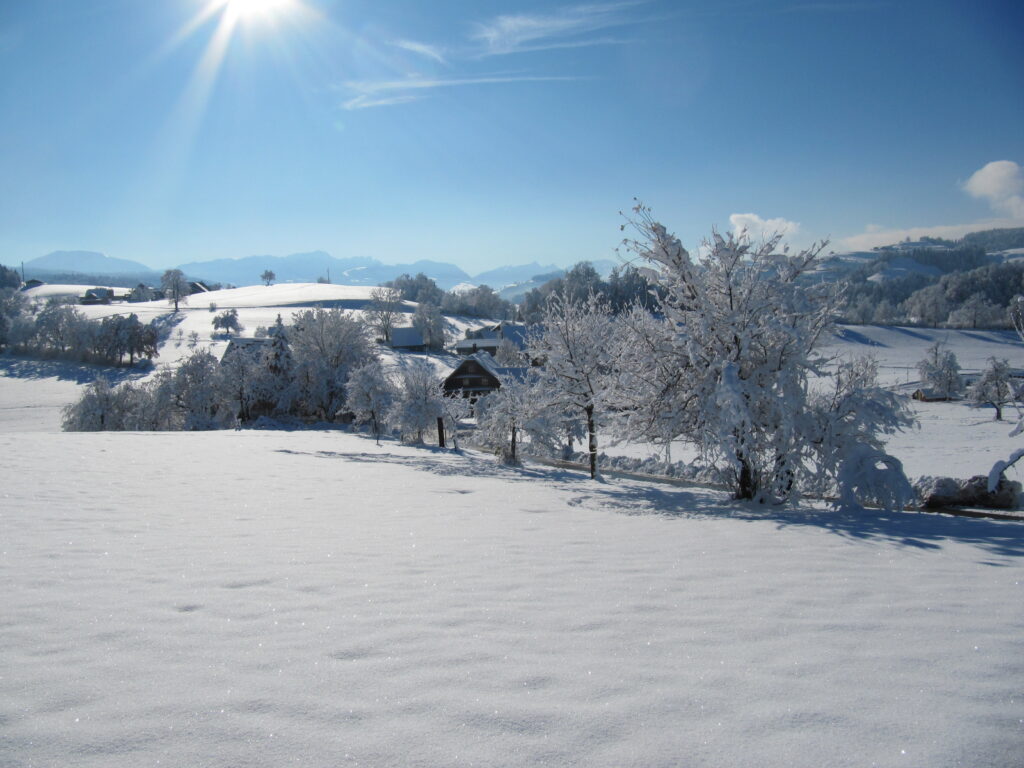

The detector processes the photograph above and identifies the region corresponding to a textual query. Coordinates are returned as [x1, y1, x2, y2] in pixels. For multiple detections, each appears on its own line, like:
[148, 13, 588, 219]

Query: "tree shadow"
[885, 326, 933, 341]
[0, 356, 145, 385]
[277, 441, 1024, 562]
[834, 327, 887, 347]
[959, 330, 1022, 347]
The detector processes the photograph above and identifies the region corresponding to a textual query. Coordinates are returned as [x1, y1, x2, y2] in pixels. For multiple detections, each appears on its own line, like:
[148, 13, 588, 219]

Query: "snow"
[2, 289, 1024, 765]
[0, 425, 1021, 767]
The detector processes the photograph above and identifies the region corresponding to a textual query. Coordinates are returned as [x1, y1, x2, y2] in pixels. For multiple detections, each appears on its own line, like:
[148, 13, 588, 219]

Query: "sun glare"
[224, 0, 296, 22]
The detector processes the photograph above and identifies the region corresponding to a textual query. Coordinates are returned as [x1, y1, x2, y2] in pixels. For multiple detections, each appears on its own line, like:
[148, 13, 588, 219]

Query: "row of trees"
[62, 309, 468, 444]
[385, 273, 515, 320]
[840, 256, 1024, 329]
[0, 290, 159, 366]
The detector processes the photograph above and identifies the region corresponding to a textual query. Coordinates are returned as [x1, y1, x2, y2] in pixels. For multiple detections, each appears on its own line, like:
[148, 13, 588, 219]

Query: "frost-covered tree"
[438, 392, 472, 451]
[172, 350, 230, 430]
[474, 371, 554, 464]
[254, 314, 295, 415]
[916, 342, 962, 399]
[212, 308, 243, 337]
[947, 293, 1003, 329]
[345, 360, 395, 443]
[611, 303, 688, 464]
[494, 337, 527, 367]
[367, 286, 403, 343]
[622, 204, 912, 504]
[529, 291, 616, 479]
[289, 307, 377, 420]
[412, 302, 447, 351]
[970, 357, 1014, 421]
[161, 269, 190, 312]
[389, 358, 443, 444]
[217, 345, 262, 423]
[62, 377, 121, 431]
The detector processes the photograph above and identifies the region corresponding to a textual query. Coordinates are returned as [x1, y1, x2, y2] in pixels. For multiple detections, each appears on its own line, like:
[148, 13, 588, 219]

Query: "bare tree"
[261, 269, 276, 286]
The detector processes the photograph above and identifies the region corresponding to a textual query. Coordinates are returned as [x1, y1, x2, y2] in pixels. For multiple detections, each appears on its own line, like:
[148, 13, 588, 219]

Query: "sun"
[223, 0, 296, 23]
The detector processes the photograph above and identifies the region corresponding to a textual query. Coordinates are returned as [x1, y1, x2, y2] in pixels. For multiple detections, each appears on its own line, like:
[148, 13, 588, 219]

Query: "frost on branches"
[528, 292, 617, 479]
[621, 204, 913, 507]
[916, 342, 963, 400]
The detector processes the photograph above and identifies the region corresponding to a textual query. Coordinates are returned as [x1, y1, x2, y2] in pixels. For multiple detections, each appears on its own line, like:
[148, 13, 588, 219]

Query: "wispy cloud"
[342, 74, 579, 110]
[339, 3, 645, 111]
[471, 2, 643, 56]
[392, 39, 447, 64]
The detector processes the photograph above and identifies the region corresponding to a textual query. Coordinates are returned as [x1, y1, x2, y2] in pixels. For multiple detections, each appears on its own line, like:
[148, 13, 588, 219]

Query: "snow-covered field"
[2, 288, 1023, 766]
[3, 427, 1023, 767]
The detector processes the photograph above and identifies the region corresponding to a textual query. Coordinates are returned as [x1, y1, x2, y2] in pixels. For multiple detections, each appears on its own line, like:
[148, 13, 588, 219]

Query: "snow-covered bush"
[834, 444, 915, 513]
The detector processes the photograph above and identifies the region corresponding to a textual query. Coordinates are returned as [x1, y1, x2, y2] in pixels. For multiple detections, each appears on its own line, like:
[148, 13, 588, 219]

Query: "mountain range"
[21, 250, 593, 293]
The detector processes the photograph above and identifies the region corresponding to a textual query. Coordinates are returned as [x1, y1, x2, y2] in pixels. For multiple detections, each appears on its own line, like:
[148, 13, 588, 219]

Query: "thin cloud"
[392, 39, 447, 64]
[344, 93, 423, 110]
[471, 2, 645, 56]
[342, 74, 579, 110]
[838, 220, 1020, 252]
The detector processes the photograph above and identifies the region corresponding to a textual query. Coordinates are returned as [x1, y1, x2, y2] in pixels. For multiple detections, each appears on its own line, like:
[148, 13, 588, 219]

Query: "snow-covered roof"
[390, 327, 425, 348]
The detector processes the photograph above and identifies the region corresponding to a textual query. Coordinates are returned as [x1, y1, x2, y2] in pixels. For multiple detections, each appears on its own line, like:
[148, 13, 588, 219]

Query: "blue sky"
[1, 0, 1022, 273]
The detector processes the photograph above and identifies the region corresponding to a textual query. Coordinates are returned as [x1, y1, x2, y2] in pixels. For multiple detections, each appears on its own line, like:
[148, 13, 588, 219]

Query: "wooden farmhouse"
[442, 352, 527, 401]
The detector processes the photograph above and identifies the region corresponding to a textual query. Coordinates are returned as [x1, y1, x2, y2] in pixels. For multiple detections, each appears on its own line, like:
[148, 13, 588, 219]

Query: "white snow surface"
[2, 353, 1024, 766]
[2, 428, 1023, 768]
[3, 294, 1024, 765]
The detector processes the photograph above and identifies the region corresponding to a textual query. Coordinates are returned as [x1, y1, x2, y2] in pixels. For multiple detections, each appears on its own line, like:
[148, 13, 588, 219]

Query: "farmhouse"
[220, 337, 271, 366]
[81, 287, 115, 305]
[455, 322, 528, 357]
[442, 352, 527, 401]
[911, 387, 953, 402]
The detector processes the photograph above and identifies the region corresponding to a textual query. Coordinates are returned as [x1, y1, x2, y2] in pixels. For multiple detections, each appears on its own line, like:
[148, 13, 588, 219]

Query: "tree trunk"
[586, 404, 597, 480]
[737, 454, 755, 500]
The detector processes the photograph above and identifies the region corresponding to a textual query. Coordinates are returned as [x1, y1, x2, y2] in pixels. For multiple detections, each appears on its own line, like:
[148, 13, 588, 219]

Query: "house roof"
[391, 326, 425, 348]
[465, 352, 528, 383]
[221, 337, 272, 365]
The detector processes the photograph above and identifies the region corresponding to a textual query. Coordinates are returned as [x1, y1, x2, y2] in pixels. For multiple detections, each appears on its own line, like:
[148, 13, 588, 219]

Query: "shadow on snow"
[278, 442, 1024, 562]
[0, 356, 147, 385]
